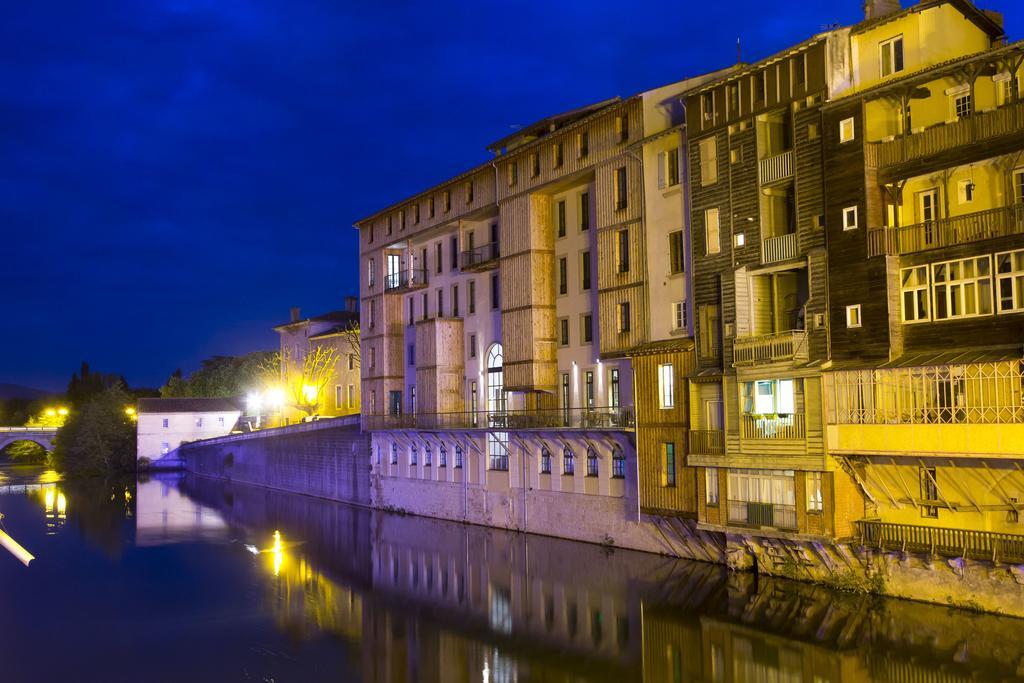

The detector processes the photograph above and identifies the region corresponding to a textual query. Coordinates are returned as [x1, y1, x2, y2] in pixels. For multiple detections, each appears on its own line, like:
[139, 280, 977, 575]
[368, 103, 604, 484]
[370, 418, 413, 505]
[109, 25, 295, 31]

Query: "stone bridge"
[0, 427, 59, 452]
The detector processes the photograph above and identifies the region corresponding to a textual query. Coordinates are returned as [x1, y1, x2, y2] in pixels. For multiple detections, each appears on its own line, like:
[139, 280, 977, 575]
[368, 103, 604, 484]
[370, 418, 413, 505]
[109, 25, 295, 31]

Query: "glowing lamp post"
[247, 392, 263, 429]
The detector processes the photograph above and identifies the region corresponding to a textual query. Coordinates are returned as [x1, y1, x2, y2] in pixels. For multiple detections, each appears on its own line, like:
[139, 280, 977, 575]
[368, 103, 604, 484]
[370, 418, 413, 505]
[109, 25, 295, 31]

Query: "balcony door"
[917, 189, 940, 247]
[704, 400, 724, 430]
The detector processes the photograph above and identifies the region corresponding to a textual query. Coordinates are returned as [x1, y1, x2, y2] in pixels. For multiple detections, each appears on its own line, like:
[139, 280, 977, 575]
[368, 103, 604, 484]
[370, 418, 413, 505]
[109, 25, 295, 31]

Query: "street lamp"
[247, 392, 263, 429]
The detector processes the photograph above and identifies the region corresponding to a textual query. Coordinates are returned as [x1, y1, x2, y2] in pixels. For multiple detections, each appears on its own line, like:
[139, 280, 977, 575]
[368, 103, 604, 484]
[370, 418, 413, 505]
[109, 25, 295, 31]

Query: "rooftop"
[137, 398, 242, 414]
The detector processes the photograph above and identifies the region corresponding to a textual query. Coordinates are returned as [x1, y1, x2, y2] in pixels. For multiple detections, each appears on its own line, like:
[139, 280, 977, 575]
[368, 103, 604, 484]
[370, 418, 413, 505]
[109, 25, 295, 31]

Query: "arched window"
[410, 444, 418, 466]
[439, 444, 447, 467]
[563, 446, 575, 475]
[487, 342, 508, 470]
[611, 445, 626, 479]
[391, 442, 398, 465]
[586, 447, 599, 477]
[424, 443, 432, 466]
[455, 445, 464, 468]
[540, 446, 551, 474]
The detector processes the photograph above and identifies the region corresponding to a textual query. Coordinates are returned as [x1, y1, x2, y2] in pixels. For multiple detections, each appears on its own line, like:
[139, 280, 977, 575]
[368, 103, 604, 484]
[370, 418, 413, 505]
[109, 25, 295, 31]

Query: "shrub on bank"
[52, 386, 136, 476]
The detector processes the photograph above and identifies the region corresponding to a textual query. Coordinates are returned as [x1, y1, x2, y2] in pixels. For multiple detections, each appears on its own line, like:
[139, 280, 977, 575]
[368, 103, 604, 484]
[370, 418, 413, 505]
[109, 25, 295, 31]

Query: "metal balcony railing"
[865, 100, 1024, 169]
[384, 268, 428, 293]
[733, 329, 808, 366]
[857, 520, 1024, 564]
[459, 242, 500, 271]
[758, 149, 794, 185]
[727, 500, 797, 530]
[365, 406, 636, 432]
[866, 204, 1024, 256]
[741, 413, 806, 440]
[761, 232, 799, 264]
[688, 430, 725, 455]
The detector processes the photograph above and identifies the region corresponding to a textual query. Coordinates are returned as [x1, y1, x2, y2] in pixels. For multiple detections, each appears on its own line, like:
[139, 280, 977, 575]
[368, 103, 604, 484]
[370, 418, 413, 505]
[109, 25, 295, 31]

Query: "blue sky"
[1, 0, 1018, 391]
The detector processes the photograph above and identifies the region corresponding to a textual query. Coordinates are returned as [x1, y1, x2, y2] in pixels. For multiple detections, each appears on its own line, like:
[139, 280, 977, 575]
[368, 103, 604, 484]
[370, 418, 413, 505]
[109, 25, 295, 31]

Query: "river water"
[0, 465, 1022, 682]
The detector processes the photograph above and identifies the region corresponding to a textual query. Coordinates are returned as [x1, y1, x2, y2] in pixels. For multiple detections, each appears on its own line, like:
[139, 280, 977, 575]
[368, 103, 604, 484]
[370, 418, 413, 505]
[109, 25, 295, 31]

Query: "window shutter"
[657, 152, 666, 189]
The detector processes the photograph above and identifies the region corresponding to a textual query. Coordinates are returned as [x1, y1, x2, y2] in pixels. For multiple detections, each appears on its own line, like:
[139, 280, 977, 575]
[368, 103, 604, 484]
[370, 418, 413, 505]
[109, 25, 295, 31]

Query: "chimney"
[290, 307, 301, 323]
[864, 0, 901, 20]
[344, 296, 359, 313]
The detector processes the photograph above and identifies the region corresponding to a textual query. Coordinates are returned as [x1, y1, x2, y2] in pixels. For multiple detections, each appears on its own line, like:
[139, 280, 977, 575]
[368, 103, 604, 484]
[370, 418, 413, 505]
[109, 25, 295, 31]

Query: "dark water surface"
[0, 466, 1022, 682]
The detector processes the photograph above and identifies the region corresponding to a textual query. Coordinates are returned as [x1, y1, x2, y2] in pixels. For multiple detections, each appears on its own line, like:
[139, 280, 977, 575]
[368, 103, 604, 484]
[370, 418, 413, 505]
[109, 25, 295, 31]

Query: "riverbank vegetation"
[52, 385, 137, 476]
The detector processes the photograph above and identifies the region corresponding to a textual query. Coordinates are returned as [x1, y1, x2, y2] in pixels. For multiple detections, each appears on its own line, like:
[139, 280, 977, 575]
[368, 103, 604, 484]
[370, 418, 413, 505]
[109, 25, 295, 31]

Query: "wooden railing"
[761, 232, 799, 264]
[733, 329, 808, 366]
[459, 242, 500, 271]
[384, 268, 428, 292]
[758, 149, 794, 185]
[867, 100, 1024, 169]
[689, 430, 725, 455]
[741, 413, 806, 440]
[365, 406, 635, 432]
[857, 520, 1024, 564]
[867, 204, 1024, 256]
[728, 500, 798, 530]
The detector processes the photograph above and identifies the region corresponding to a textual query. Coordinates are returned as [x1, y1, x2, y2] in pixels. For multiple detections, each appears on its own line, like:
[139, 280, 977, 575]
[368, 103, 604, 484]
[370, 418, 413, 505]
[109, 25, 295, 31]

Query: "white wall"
[137, 410, 241, 461]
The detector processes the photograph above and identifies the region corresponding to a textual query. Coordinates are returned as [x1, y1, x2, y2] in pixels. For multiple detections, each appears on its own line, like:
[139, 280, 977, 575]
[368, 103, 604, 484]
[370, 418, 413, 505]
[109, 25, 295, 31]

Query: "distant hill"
[0, 384, 52, 400]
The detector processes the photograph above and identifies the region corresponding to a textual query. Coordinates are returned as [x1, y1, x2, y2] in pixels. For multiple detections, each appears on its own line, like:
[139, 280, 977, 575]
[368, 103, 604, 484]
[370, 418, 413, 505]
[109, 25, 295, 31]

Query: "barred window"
[932, 255, 992, 320]
[900, 265, 930, 323]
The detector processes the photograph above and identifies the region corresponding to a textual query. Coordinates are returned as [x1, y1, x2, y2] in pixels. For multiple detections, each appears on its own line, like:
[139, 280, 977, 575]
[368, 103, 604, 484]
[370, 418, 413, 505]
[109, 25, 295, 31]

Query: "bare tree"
[340, 321, 360, 368]
[267, 345, 341, 417]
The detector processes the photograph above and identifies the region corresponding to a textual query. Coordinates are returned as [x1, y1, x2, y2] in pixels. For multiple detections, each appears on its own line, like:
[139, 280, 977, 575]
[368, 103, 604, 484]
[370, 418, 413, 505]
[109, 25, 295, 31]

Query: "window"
[846, 304, 862, 328]
[996, 248, 1024, 313]
[348, 354, 356, 370]
[582, 314, 593, 344]
[793, 52, 806, 87]
[616, 114, 629, 143]
[617, 302, 631, 333]
[348, 385, 355, 408]
[161, 442, 170, 455]
[408, 297, 415, 325]
[452, 283, 460, 316]
[585, 371, 594, 408]
[558, 256, 568, 295]
[469, 333, 477, 358]
[808, 122, 820, 139]
[614, 167, 627, 209]
[369, 300, 376, 329]
[563, 446, 575, 475]
[436, 288, 444, 317]
[413, 204, 420, 224]
[998, 74, 1020, 106]
[162, 418, 169, 428]
[699, 137, 717, 186]
[409, 386, 416, 414]
[369, 347, 376, 368]
[507, 163, 518, 187]
[580, 191, 590, 230]
[843, 206, 858, 231]
[468, 280, 476, 314]
[540, 446, 551, 474]
[879, 36, 904, 77]
[390, 443, 399, 464]
[669, 231, 684, 274]
[807, 472, 823, 512]
[421, 291, 428, 319]
[581, 251, 591, 290]
[701, 92, 715, 124]
[491, 274, 500, 310]
[368, 258, 376, 288]
[559, 318, 570, 346]
[672, 302, 686, 331]
[920, 467, 939, 518]
[554, 141, 564, 168]
[953, 92, 972, 120]
[443, 190, 451, 212]
[450, 236, 458, 270]
[901, 266, 930, 322]
[557, 200, 566, 238]
[661, 443, 676, 487]
[195, 417, 203, 428]
[466, 180, 474, 204]
[586, 447, 598, 477]
[727, 82, 740, 114]
[658, 149, 680, 188]
[335, 385, 342, 409]
[609, 369, 620, 409]
[753, 71, 766, 105]
[705, 207, 721, 255]
[658, 364, 675, 408]
[839, 117, 855, 143]
[424, 443, 432, 467]
[439, 444, 447, 467]
[578, 130, 589, 158]
[932, 256, 993, 320]
[561, 373, 571, 422]
[957, 179, 975, 204]
[408, 344, 415, 366]
[734, 232, 745, 247]
[611, 447, 625, 478]
[530, 152, 540, 178]
[705, 467, 719, 505]
[455, 445, 463, 468]
[616, 229, 630, 273]
[410, 445, 418, 466]
[428, 196, 435, 218]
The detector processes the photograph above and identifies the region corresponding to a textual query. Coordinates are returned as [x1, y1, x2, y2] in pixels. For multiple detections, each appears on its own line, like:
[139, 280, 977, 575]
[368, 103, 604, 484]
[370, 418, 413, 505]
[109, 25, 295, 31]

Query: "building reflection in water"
[134, 475, 227, 546]
[178, 474, 1024, 683]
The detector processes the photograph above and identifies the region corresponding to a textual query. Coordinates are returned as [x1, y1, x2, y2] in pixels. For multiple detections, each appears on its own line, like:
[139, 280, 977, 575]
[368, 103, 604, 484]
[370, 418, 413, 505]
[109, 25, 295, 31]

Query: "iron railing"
[364, 406, 635, 432]
[758, 149, 794, 185]
[384, 268, 428, 292]
[867, 204, 1024, 256]
[741, 413, 806, 440]
[689, 430, 725, 455]
[733, 329, 808, 366]
[728, 500, 798, 530]
[459, 242, 500, 271]
[857, 519, 1024, 564]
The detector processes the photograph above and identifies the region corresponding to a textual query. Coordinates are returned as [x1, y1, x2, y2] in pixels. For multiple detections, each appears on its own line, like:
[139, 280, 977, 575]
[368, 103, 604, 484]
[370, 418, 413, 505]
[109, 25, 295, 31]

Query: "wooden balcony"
[761, 232, 799, 264]
[733, 329, 808, 366]
[865, 100, 1024, 170]
[758, 149, 794, 185]
[867, 203, 1024, 256]
[384, 268, 428, 293]
[459, 242, 500, 272]
[857, 520, 1024, 564]
[689, 429, 724, 455]
[727, 500, 797, 531]
[741, 413, 806, 441]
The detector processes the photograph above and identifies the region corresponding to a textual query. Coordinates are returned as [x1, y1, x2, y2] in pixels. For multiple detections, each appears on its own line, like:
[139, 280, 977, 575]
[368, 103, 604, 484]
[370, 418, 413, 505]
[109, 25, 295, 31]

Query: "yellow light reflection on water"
[271, 530, 284, 577]
[56, 492, 67, 518]
[44, 488, 55, 513]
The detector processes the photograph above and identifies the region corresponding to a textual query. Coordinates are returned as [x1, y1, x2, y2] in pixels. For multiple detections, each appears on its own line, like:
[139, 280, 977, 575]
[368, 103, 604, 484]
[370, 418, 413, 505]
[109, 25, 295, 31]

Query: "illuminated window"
[932, 255, 992, 320]
[839, 117, 855, 143]
[996, 249, 1024, 314]
[900, 265, 930, 323]
[846, 304, 862, 328]
[879, 36, 904, 77]
[705, 467, 719, 505]
[746, 379, 795, 415]
[807, 472, 823, 512]
[507, 162, 518, 186]
[658, 364, 675, 408]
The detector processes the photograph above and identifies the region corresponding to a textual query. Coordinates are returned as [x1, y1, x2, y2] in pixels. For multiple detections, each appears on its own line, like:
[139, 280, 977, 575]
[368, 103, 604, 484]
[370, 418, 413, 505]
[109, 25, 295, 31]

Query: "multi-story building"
[821, 0, 1024, 554]
[356, 71, 724, 549]
[273, 298, 361, 421]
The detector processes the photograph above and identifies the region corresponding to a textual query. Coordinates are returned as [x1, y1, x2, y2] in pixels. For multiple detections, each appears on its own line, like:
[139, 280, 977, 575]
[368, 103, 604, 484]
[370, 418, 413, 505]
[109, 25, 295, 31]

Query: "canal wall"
[179, 417, 371, 507]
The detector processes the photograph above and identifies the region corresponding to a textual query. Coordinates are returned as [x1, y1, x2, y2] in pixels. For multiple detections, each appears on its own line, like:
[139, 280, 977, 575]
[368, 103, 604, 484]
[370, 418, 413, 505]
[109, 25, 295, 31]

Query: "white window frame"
[879, 35, 904, 78]
[705, 207, 721, 255]
[839, 117, 855, 143]
[658, 363, 675, 409]
[672, 301, 686, 331]
[1011, 168, 1024, 203]
[705, 467, 719, 505]
[995, 248, 1024, 314]
[846, 304, 862, 328]
[807, 472, 823, 512]
[931, 255, 993, 320]
[900, 265, 931, 323]
[842, 206, 859, 231]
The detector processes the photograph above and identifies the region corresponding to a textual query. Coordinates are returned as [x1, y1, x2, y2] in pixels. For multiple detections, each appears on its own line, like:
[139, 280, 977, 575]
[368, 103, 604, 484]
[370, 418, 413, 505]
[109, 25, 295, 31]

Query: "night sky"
[2, 1, 1019, 392]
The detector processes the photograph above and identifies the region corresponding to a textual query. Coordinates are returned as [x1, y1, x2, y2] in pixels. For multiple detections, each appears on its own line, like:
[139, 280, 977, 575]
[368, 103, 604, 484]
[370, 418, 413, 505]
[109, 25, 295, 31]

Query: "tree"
[2, 441, 47, 464]
[339, 322, 360, 368]
[160, 352, 276, 398]
[52, 385, 136, 476]
[272, 344, 340, 417]
[67, 361, 123, 408]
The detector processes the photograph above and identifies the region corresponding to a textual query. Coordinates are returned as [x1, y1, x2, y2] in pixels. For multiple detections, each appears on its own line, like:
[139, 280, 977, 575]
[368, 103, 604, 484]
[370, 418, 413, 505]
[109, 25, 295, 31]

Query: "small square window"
[734, 232, 745, 247]
[842, 206, 859, 231]
[957, 179, 975, 204]
[846, 304, 862, 328]
[807, 123, 819, 139]
[839, 117, 855, 143]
